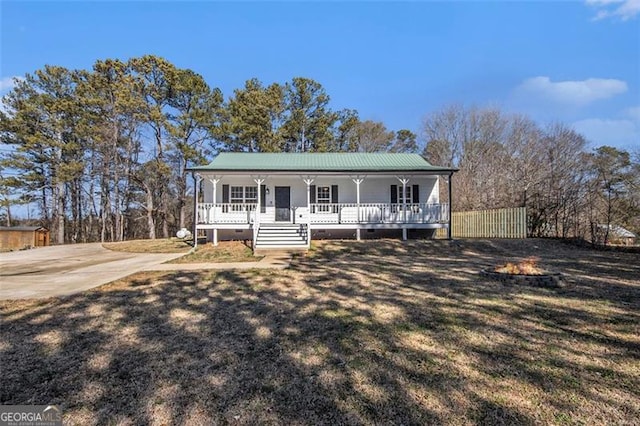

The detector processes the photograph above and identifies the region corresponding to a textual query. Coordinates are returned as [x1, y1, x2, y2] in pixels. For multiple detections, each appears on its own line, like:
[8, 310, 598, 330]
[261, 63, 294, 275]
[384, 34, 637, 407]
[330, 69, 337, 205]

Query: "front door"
[275, 186, 291, 222]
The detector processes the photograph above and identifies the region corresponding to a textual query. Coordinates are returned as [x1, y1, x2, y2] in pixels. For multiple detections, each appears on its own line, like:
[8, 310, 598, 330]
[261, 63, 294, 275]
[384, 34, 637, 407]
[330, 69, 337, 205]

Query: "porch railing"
[309, 203, 448, 224]
[197, 203, 257, 224]
[196, 202, 449, 225]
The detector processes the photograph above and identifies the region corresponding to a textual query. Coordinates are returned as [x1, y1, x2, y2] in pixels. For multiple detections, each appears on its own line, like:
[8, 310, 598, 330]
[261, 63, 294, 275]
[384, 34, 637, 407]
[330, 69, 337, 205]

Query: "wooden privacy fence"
[436, 207, 527, 239]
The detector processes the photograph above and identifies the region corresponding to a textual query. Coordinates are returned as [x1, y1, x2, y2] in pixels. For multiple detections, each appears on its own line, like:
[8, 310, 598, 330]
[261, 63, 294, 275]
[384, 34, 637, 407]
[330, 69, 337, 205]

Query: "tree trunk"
[100, 197, 107, 243]
[71, 179, 79, 243]
[178, 156, 187, 229]
[604, 188, 612, 245]
[146, 185, 156, 239]
[112, 121, 122, 241]
[57, 180, 65, 244]
[5, 203, 11, 227]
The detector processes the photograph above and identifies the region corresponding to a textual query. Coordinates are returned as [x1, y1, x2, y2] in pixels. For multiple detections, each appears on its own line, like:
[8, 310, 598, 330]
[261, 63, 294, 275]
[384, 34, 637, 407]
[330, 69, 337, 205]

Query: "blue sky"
[1, 1, 639, 151]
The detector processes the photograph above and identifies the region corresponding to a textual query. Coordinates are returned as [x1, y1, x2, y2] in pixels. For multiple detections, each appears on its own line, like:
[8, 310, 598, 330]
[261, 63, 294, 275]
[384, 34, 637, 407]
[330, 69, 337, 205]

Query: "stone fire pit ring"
[480, 269, 564, 288]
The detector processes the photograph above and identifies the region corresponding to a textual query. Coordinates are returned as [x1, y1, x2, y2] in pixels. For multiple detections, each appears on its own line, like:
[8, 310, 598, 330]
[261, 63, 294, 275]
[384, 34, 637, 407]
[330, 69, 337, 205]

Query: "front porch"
[195, 200, 450, 249]
[196, 202, 450, 227]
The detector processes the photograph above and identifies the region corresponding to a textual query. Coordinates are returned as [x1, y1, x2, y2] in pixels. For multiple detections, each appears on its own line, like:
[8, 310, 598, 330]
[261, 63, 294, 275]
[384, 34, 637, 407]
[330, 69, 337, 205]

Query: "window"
[393, 186, 412, 204]
[400, 186, 412, 204]
[245, 186, 257, 203]
[392, 185, 414, 213]
[230, 186, 257, 211]
[230, 186, 244, 202]
[317, 186, 331, 212]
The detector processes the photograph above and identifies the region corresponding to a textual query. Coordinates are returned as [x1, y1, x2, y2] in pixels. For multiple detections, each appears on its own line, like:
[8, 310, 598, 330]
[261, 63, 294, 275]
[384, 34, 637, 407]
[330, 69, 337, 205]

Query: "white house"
[188, 153, 457, 249]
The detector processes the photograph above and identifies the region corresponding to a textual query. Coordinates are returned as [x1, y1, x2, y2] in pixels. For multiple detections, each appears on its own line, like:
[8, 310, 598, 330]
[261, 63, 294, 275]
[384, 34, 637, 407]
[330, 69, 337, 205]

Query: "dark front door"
[275, 186, 291, 222]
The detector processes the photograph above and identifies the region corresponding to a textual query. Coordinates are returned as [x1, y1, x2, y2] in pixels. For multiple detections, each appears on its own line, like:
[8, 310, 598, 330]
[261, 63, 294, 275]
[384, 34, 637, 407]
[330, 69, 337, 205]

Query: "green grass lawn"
[1, 239, 638, 425]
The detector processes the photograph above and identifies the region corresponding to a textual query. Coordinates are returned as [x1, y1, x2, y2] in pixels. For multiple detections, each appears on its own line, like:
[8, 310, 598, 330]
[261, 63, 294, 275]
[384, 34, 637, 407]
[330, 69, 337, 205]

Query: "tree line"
[1, 56, 637, 245]
[0, 55, 417, 244]
[423, 105, 639, 244]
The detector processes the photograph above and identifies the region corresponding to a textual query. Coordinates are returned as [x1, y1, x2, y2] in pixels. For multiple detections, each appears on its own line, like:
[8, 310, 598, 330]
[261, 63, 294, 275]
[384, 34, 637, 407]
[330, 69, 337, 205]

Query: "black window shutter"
[260, 185, 266, 213]
[222, 184, 229, 202]
[331, 185, 339, 213]
[222, 184, 229, 213]
[310, 185, 316, 213]
[391, 185, 397, 213]
[413, 184, 419, 203]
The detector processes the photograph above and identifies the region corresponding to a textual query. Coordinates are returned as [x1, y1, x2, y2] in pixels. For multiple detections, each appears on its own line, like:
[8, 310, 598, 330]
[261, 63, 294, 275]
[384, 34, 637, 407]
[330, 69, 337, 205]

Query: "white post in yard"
[352, 176, 364, 241]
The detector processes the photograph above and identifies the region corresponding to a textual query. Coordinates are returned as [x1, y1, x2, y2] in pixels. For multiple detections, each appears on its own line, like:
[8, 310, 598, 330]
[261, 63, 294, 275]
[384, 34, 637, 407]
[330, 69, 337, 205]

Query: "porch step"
[255, 224, 308, 250]
[258, 229, 305, 235]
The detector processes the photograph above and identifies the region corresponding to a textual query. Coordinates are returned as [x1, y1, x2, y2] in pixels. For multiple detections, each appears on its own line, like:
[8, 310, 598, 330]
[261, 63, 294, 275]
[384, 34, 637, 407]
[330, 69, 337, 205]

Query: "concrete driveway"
[0, 243, 184, 300]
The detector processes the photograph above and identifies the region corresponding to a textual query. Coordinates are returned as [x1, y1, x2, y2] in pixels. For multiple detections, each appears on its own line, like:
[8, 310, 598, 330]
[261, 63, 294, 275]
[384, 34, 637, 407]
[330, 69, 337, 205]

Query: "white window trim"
[316, 186, 332, 213]
[395, 186, 412, 204]
[230, 186, 257, 211]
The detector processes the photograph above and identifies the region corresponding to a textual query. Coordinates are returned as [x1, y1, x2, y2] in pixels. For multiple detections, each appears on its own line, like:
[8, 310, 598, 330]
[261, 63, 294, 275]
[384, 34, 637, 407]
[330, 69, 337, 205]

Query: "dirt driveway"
[0, 243, 183, 299]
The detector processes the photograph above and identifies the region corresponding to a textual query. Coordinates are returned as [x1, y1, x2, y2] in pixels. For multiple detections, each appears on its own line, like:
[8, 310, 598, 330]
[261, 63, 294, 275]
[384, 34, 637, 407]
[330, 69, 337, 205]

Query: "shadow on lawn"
[0, 238, 638, 424]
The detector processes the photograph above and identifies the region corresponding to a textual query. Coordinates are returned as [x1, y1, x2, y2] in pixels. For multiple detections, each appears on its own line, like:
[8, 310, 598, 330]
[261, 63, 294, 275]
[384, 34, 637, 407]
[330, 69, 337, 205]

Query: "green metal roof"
[189, 153, 456, 173]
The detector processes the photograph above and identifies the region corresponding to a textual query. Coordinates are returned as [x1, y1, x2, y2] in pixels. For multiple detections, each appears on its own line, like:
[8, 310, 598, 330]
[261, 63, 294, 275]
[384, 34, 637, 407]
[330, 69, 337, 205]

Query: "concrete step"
[255, 243, 308, 249]
[256, 239, 307, 244]
[254, 246, 308, 253]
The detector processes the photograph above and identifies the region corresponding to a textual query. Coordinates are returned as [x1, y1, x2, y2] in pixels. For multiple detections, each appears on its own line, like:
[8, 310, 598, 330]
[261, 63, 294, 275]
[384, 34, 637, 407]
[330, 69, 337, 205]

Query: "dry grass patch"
[103, 238, 191, 253]
[168, 240, 259, 263]
[1, 239, 638, 425]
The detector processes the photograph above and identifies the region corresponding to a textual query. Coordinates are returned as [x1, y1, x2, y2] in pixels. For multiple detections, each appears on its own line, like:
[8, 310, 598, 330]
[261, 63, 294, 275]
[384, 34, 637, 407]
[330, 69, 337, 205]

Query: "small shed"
[597, 224, 638, 246]
[0, 226, 50, 250]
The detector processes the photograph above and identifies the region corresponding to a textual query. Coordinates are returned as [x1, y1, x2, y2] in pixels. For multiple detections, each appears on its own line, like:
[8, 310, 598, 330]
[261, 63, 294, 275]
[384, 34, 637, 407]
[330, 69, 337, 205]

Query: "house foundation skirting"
[308, 223, 448, 230]
[195, 223, 449, 231]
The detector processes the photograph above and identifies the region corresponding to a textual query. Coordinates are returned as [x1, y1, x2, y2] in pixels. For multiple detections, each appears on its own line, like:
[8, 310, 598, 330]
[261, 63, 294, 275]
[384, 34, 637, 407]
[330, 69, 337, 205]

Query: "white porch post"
[209, 176, 220, 222]
[447, 172, 453, 240]
[352, 176, 364, 241]
[397, 176, 410, 240]
[303, 177, 315, 248]
[209, 176, 220, 246]
[193, 174, 202, 248]
[253, 177, 265, 249]
[253, 177, 265, 223]
[303, 177, 315, 221]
